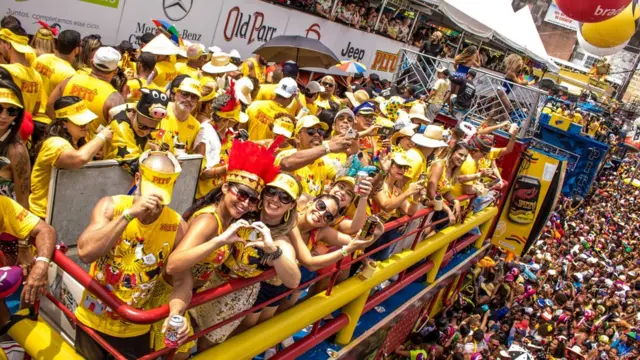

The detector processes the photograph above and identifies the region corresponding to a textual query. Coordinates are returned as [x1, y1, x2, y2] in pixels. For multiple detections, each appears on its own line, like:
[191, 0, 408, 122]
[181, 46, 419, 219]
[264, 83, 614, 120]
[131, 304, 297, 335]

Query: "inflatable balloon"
[579, 1, 640, 48]
[577, 27, 630, 56]
[555, 0, 632, 23]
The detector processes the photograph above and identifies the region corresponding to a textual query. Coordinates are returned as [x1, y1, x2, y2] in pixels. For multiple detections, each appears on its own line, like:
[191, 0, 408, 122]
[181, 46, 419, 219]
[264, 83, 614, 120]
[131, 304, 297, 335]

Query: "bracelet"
[96, 133, 107, 142]
[341, 245, 349, 257]
[322, 142, 331, 154]
[260, 246, 283, 265]
[122, 210, 134, 222]
[35, 256, 51, 265]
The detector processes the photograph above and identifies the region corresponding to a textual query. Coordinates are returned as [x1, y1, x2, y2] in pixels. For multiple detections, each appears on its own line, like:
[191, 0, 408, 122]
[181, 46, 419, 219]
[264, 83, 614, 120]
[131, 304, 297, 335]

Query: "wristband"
[96, 133, 107, 142]
[341, 245, 349, 257]
[322, 142, 331, 154]
[35, 256, 51, 265]
[122, 209, 134, 222]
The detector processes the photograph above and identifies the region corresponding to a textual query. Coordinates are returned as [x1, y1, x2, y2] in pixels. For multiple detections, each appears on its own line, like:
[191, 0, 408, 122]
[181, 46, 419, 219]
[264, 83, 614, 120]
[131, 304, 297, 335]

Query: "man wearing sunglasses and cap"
[48, 46, 125, 140]
[0, 24, 44, 118]
[103, 88, 170, 161]
[75, 150, 188, 359]
[276, 115, 353, 197]
[156, 77, 201, 155]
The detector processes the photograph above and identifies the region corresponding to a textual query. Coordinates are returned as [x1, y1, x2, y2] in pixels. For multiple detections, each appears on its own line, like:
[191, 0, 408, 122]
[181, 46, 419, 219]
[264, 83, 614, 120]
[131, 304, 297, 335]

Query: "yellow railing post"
[475, 217, 493, 248]
[426, 245, 448, 283]
[335, 291, 369, 345]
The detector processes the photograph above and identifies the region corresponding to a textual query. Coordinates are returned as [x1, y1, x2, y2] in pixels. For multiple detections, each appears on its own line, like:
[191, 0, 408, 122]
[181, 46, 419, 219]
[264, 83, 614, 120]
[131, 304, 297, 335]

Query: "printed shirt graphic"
[63, 73, 117, 138]
[33, 54, 76, 124]
[0, 63, 43, 116]
[103, 113, 158, 161]
[0, 196, 39, 240]
[152, 61, 178, 88]
[74, 195, 181, 337]
[155, 103, 201, 154]
[246, 100, 288, 141]
[188, 205, 228, 282]
[276, 148, 337, 197]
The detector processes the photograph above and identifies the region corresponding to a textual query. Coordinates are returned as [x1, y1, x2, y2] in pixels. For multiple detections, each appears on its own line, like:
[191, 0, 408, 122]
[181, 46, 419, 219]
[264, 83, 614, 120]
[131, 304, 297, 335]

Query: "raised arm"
[55, 127, 113, 169]
[278, 135, 352, 171]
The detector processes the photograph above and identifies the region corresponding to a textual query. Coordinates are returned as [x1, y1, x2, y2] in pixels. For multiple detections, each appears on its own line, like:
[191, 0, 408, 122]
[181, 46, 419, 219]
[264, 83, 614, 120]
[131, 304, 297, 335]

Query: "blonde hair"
[431, 31, 443, 42]
[30, 28, 55, 57]
[77, 35, 102, 71]
[504, 54, 523, 73]
[454, 45, 478, 65]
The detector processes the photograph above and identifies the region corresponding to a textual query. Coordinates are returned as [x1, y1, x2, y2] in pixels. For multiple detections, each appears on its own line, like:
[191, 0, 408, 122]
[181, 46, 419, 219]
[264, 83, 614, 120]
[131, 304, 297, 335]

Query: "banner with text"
[2, 0, 126, 45]
[116, 0, 223, 48]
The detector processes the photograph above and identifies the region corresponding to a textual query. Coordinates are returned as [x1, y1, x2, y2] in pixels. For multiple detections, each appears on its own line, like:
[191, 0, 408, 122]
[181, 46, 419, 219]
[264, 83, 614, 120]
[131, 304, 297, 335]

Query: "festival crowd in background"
[0, 8, 634, 360]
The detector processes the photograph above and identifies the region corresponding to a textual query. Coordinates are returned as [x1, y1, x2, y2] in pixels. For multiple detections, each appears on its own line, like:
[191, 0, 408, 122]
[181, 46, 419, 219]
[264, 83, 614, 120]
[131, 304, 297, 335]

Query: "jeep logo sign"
[341, 41, 365, 62]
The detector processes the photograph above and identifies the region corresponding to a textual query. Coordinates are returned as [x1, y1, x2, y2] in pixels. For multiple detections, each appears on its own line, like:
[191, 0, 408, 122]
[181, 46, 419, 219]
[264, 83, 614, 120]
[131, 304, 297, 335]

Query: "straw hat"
[202, 52, 239, 74]
[141, 34, 179, 56]
[390, 126, 416, 145]
[345, 89, 370, 108]
[411, 125, 448, 148]
[234, 77, 254, 105]
[408, 103, 429, 123]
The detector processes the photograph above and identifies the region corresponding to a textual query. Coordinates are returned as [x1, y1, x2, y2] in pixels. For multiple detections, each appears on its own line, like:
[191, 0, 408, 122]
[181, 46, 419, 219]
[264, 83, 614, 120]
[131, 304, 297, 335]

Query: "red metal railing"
[43, 194, 482, 360]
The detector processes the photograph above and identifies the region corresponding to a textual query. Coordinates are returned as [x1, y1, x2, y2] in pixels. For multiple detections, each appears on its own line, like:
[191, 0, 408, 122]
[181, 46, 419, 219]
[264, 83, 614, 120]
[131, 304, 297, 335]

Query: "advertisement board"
[543, 3, 578, 31]
[1, 0, 126, 45]
[492, 148, 565, 256]
[116, 0, 224, 48]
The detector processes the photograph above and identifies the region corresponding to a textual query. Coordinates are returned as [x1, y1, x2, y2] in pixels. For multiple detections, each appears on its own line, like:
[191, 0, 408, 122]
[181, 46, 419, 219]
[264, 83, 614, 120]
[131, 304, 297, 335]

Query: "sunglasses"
[321, 82, 334, 88]
[0, 104, 19, 117]
[179, 91, 199, 101]
[229, 186, 260, 206]
[392, 161, 410, 171]
[264, 186, 294, 205]
[305, 128, 326, 137]
[315, 199, 336, 223]
[136, 121, 157, 131]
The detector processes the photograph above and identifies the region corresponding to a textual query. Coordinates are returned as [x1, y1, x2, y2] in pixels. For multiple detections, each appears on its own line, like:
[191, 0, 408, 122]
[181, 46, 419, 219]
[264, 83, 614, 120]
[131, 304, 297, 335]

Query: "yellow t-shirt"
[0, 63, 43, 116]
[32, 54, 76, 124]
[63, 73, 118, 139]
[0, 196, 40, 239]
[275, 148, 337, 197]
[405, 147, 428, 183]
[175, 62, 200, 80]
[451, 154, 478, 198]
[299, 93, 319, 116]
[74, 195, 181, 337]
[124, 79, 164, 103]
[152, 61, 178, 88]
[196, 132, 233, 199]
[255, 84, 299, 116]
[571, 113, 583, 125]
[29, 137, 74, 218]
[246, 100, 289, 141]
[315, 94, 341, 110]
[588, 121, 600, 136]
[240, 58, 266, 84]
[155, 103, 201, 154]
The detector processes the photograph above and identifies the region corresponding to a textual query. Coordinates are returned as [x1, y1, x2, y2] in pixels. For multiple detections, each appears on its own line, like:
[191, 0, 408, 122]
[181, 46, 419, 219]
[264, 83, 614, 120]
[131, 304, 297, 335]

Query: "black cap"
[354, 72, 364, 80]
[282, 61, 299, 78]
[467, 69, 477, 78]
[139, 32, 155, 45]
[369, 73, 380, 82]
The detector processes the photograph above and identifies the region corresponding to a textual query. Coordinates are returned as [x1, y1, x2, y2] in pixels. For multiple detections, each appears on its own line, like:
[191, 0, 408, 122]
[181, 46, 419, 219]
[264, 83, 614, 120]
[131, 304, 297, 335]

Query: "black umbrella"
[253, 35, 339, 69]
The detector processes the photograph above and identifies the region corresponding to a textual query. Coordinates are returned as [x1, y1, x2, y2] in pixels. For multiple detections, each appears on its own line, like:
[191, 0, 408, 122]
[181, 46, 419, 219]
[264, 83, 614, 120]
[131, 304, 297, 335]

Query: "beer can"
[359, 215, 380, 240]
[418, 173, 427, 183]
[327, 349, 339, 358]
[164, 315, 185, 348]
[354, 171, 368, 193]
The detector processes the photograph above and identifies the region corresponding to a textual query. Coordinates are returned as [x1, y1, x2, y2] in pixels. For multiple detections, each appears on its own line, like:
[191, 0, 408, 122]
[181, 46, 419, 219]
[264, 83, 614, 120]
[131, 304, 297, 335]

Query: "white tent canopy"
[438, 0, 559, 71]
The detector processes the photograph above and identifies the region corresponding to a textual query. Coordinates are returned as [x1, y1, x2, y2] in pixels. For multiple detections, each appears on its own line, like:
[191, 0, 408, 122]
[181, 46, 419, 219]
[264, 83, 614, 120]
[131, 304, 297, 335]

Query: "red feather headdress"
[225, 138, 284, 193]
[36, 21, 60, 37]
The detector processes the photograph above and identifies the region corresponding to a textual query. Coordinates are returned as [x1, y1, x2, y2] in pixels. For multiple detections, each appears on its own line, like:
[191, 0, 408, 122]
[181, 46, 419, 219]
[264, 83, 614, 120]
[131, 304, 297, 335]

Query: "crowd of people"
[0, 8, 632, 360]
[394, 157, 640, 360]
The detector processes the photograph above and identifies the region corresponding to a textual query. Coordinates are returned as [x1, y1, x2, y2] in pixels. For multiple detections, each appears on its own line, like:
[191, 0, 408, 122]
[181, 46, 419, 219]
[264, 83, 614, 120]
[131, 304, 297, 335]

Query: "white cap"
[274, 78, 298, 99]
[93, 47, 121, 72]
[209, 46, 222, 54]
[229, 49, 241, 59]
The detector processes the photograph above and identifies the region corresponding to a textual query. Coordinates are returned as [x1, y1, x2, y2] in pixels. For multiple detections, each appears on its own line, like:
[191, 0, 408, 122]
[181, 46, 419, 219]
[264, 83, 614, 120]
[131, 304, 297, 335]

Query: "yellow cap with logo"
[177, 77, 202, 98]
[138, 151, 182, 205]
[267, 173, 301, 200]
[0, 88, 23, 108]
[0, 28, 34, 54]
[272, 115, 295, 138]
[54, 100, 97, 126]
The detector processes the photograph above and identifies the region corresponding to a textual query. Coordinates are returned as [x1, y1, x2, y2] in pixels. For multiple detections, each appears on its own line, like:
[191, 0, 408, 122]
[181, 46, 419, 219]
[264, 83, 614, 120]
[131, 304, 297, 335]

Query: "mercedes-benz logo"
[163, 0, 193, 21]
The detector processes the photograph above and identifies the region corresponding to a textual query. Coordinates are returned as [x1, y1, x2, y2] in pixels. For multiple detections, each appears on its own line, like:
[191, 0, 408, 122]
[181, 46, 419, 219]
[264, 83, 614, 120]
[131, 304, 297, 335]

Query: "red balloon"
[555, 0, 632, 23]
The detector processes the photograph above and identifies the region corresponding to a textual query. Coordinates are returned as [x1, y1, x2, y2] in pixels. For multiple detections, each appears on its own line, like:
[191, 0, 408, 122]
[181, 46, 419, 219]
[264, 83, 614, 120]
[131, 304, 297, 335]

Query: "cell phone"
[346, 128, 358, 139]
[379, 127, 393, 139]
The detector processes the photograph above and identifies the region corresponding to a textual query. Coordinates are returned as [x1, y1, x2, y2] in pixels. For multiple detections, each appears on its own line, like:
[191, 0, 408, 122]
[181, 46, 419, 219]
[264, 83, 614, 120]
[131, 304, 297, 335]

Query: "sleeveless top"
[74, 195, 182, 337]
[189, 205, 229, 282]
[432, 159, 453, 195]
[455, 64, 471, 75]
[63, 73, 117, 139]
[221, 214, 270, 279]
[241, 58, 266, 84]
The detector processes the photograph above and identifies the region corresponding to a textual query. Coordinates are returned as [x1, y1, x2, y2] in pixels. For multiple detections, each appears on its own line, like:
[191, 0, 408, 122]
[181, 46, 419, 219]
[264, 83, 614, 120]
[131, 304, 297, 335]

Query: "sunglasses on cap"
[229, 185, 260, 206]
[315, 199, 336, 223]
[0, 104, 19, 117]
[321, 82, 334, 88]
[305, 128, 326, 137]
[264, 186, 294, 205]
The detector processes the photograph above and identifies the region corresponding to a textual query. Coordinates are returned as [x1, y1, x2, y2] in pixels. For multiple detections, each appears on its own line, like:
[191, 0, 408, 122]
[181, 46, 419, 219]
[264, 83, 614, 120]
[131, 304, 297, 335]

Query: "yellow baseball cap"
[390, 152, 411, 166]
[272, 115, 295, 138]
[0, 88, 23, 108]
[334, 176, 356, 188]
[54, 100, 97, 126]
[177, 77, 202, 98]
[295, 115, 328, 135]
[267, 173, 301, 200]
[0, 28, 34, 54]
[138, 151, 182, 205]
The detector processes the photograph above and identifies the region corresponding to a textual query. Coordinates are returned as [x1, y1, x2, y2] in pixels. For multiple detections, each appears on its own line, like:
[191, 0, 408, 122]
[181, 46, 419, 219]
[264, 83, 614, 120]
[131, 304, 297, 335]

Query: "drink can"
[418, 173, 427, 183]
[327, 349, 339, 358]
[354, 171, 368, 193]
[359, 215, 380, 240]
[164, 315, 185, 348]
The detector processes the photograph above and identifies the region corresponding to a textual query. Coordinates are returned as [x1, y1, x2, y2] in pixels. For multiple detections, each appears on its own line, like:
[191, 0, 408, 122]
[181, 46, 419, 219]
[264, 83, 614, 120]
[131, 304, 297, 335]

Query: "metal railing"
[38, 195, 493, 360]
[393, 48, 547, 138]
